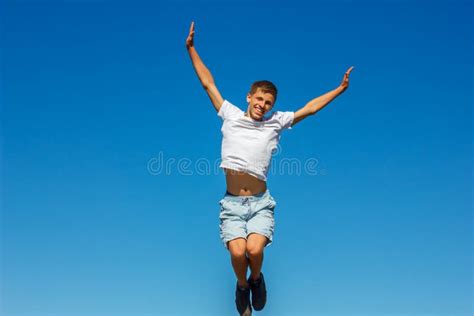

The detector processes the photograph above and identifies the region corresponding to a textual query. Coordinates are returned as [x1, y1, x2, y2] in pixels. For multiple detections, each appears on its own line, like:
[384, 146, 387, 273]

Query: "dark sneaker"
[248, 273, 267, 311]
[235, 283, 252, 316]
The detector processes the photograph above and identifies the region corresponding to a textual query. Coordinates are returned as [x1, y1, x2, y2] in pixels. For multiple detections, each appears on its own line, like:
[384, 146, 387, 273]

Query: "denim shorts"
[219, 190, 277, 249]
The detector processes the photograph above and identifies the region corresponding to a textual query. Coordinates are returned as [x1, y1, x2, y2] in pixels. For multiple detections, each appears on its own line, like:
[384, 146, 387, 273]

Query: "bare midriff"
[224, 168, 267, 196]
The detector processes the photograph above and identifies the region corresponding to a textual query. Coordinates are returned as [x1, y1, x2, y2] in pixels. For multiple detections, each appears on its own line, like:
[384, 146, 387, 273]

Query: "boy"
[186, 22, 353, 316]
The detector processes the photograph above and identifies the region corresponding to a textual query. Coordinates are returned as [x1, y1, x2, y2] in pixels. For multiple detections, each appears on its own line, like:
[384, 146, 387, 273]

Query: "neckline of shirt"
[241, 113, 272, 124]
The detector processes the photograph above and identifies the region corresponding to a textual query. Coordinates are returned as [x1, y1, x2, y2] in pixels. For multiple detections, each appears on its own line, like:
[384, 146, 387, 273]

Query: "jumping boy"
[186, 21, 353, 316]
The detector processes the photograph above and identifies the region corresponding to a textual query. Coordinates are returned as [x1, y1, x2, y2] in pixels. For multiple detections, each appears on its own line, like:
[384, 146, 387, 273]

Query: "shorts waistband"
[223, 189, 270, 201]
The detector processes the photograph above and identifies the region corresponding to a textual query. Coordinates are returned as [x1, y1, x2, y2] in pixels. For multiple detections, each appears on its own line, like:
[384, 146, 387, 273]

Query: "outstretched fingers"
[344, 66, 354, 79]
[340, 66, 354, 90]
[186, 21, 195, 48]
[189, 21, 195, 36]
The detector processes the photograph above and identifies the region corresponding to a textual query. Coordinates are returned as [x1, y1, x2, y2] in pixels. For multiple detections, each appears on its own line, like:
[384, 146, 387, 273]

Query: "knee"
[246, 244, 263, 258]
[231, 248, 247, 259]
[229, 240, 247, 259]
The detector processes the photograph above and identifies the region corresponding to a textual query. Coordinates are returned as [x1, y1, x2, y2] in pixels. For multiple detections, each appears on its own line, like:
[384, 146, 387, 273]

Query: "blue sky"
[1, 0, 472, 315]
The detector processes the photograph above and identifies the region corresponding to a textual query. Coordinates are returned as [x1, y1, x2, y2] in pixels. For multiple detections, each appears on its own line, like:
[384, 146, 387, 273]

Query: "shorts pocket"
[268, 195, 277, 210]
[219, 198, 235, 217]
[219, 198, 228, 215]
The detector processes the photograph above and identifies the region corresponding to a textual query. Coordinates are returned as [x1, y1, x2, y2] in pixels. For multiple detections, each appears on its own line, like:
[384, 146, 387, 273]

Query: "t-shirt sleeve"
[217, 99, 244, 120]
[273, 111, 295, 130]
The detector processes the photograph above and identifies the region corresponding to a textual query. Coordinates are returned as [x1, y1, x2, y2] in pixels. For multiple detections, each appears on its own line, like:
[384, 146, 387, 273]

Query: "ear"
[246, 93, 252, 103]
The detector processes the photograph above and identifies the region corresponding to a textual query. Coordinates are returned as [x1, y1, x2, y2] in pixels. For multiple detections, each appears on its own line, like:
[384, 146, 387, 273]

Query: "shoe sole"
[241, 305, 252, 316]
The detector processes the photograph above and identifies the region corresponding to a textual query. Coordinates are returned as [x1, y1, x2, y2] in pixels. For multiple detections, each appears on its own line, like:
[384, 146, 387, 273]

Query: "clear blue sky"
[1, 0, 472, 315]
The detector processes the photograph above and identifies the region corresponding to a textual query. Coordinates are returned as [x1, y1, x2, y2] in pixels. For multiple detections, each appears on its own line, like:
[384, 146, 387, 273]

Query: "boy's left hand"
[340, 66, 354, 91]
[186, 21, 195, 49]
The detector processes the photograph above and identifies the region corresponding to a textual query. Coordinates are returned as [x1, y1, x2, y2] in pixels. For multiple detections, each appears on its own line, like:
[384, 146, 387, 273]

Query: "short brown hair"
[249, 80, 278, 103]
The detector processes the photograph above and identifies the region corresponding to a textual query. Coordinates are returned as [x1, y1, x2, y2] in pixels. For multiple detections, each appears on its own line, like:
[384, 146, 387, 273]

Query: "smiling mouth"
[254, 107, 264, 115]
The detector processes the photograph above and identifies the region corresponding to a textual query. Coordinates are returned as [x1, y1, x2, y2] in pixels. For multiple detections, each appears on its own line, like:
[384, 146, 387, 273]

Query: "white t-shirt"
[218, 99, 294, 181]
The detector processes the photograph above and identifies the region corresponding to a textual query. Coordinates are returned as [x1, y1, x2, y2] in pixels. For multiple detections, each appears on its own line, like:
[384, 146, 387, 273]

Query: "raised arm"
[292, 66, 354, 126]
[186, 21, 224, 112]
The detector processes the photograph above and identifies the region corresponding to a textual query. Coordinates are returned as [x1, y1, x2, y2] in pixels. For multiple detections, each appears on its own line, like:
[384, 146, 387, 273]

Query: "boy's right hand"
[186, 21, 195, 49]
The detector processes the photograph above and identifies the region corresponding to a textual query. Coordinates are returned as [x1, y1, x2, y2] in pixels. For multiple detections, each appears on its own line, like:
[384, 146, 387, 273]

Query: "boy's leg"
[228, 238, 249, 287]
[246, 233, 268, 280]
[246, 233, 268, 311]
[228, 238, 253, 316]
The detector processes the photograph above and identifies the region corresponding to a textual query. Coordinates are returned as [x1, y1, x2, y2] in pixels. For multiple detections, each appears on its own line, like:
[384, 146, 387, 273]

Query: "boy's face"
[246, 88, 275, 121]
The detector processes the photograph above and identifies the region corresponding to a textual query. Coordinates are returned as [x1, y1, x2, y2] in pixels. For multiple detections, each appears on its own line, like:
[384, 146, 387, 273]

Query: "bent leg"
[246, 233, 268, 280]
[228, 238, 249, 288]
